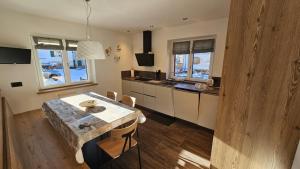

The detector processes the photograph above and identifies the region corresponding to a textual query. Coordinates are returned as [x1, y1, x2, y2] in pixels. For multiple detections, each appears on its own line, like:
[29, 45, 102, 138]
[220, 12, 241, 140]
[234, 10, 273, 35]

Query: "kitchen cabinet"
[155, 86, 174, 116]
[143, 83, 156, 110]
[173, 89, 199, 124]
[143, 83, 156, 96]
[122, 80, 131, 95]
[123, 80, 220, 128]
[143, 95, 156, 110]
[130, 91, 144, 106]
[198, 93, 219, 130]
[130, 81, 144, 94]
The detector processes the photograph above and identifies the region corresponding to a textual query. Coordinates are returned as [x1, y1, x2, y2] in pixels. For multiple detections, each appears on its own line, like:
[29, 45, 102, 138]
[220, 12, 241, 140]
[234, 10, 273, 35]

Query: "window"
[37, 49, 66, 86]
[172, 38, 215, 81]
[33, 37, 90, 88]
[66, 40, 88, 83]
[175, 54, 189, 77]
[192, 52, 212, 79]
[67, 51, 88, 83]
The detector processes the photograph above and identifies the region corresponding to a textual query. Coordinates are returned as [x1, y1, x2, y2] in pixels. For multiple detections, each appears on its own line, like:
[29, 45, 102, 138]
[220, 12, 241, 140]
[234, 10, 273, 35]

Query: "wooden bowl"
[79, 100, 97, 108]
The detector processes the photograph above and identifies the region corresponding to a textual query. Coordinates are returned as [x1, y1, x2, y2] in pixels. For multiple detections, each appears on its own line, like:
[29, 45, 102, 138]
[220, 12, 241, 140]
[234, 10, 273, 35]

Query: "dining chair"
[107, 91, 118, 101]
[121, 95, 136, 107]
[97, 117, 142, 169]
[121, 95, 146, 142]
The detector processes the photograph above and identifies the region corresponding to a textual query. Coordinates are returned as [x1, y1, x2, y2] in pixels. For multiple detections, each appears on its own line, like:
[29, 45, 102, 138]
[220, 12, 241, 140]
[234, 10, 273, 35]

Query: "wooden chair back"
[121, 95, 136, 107]
[107, 91, 117, 101]
[111, 117, 138, 139]
[97, 117, 140, 160]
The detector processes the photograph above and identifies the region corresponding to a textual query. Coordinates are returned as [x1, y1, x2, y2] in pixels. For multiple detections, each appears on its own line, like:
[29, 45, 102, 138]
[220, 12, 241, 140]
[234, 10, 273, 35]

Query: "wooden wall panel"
[5, 98, 24, 169]
[0, 92, 3, 169]
[210, 0, 300, 169]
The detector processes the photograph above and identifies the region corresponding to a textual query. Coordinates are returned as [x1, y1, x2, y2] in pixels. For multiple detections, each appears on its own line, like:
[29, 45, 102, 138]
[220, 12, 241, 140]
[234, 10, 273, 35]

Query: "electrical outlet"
[11, 82, 23, 88]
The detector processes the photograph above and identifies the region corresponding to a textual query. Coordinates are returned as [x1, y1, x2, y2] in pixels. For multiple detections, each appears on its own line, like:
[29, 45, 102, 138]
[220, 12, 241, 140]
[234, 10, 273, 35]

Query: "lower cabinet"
[198, 93, 219, 130]
[155, 86, 174, 116]
[173, 89, 199, 124]
[122, 80, 131, 95]
[130, 91, 144, 106]
[143, 95, 156, 110]
[122, 80, 219, 129]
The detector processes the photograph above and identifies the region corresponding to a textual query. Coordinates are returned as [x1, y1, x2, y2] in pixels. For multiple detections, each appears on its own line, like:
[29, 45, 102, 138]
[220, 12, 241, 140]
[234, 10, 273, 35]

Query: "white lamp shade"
[77, 40, 106, 60]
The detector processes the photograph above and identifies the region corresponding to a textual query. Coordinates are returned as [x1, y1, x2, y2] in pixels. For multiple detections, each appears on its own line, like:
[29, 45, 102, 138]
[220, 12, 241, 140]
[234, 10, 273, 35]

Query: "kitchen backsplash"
[121, 70, 166, 80]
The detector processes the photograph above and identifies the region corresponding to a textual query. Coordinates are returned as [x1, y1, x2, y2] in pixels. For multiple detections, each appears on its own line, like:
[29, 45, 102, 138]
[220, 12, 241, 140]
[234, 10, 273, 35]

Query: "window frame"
[32, 36, 92, 89]
[170, 36, 216, 82]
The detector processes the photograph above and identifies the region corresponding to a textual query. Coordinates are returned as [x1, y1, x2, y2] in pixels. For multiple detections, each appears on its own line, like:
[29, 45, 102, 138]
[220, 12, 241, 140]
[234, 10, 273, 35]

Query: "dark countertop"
[122, 77, 220, 96]
[174, 83, 220, 95]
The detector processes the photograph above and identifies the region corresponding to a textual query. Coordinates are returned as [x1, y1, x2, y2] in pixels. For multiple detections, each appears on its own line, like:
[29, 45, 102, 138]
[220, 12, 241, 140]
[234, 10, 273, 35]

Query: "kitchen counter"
[122, 77, 220, 96]
[122, 77, 175, 87]
[174, 83, 219, 95]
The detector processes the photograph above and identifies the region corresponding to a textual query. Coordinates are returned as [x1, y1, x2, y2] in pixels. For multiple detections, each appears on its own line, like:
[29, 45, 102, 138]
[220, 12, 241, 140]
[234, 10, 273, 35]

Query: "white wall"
[0, 9, 133, 114]
[0, 9, 228, 114]
[132, 18, 228, 77]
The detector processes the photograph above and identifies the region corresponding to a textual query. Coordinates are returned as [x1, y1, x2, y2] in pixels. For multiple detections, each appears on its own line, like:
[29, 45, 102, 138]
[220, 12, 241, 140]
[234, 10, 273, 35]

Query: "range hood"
[135, 31, 154, 66]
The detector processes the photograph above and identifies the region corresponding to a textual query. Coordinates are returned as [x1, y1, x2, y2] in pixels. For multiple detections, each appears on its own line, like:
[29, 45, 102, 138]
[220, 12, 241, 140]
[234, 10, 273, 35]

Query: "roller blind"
[172, 41, 191, 54]
[33, 36, 64, 50]
[192, 39, 215, 53]
[66, 40, 78, 51]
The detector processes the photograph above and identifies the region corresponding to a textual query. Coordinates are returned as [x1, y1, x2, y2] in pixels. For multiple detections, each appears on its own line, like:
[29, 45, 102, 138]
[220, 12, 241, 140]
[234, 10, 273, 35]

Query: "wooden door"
[210, 0, 300, 169]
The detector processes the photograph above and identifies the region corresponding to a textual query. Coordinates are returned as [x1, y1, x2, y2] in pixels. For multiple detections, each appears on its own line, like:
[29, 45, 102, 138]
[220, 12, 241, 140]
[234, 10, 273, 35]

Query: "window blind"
[66, 40, 78, 51]
[172, 41, 191, 54]
[33, 36, 64, 50]
[192, 39, 215, 53]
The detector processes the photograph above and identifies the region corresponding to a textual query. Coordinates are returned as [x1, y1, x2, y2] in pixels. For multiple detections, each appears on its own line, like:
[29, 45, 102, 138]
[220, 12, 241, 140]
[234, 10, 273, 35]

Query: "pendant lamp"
[77, 0, 106, 60]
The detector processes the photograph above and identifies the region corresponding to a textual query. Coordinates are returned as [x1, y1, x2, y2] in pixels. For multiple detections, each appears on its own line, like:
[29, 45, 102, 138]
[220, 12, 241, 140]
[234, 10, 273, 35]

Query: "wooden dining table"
[42, 92, 140, 164]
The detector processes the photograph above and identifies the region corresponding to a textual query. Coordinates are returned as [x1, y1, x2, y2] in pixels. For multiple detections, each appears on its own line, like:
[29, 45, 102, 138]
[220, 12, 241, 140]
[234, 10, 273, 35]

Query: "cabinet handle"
[144, 94, 156, 98]
[131, 91, 156, 98]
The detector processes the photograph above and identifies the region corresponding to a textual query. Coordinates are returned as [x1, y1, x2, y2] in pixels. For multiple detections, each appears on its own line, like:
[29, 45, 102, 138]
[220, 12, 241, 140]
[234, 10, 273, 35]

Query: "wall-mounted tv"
[0, 47, 31, 64]
[135, 53, 154, 66]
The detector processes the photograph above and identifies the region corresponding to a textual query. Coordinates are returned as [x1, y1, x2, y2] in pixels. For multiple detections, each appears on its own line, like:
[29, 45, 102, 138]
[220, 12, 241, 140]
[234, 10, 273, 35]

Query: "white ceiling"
[0, 0, 230, 32]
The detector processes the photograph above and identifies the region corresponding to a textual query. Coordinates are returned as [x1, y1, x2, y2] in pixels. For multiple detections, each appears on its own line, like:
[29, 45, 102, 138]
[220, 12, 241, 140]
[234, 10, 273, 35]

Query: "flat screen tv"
[135, 53, 154, 66]
[0, 47, 31, 64]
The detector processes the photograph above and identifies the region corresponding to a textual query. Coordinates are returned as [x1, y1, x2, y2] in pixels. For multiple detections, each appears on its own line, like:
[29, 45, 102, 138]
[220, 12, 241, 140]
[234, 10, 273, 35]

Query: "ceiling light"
[77, 0, 106, 60]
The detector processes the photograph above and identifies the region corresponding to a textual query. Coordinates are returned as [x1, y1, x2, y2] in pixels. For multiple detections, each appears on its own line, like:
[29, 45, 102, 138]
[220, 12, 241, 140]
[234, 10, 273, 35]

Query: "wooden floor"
[14, 109, 213, 169]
